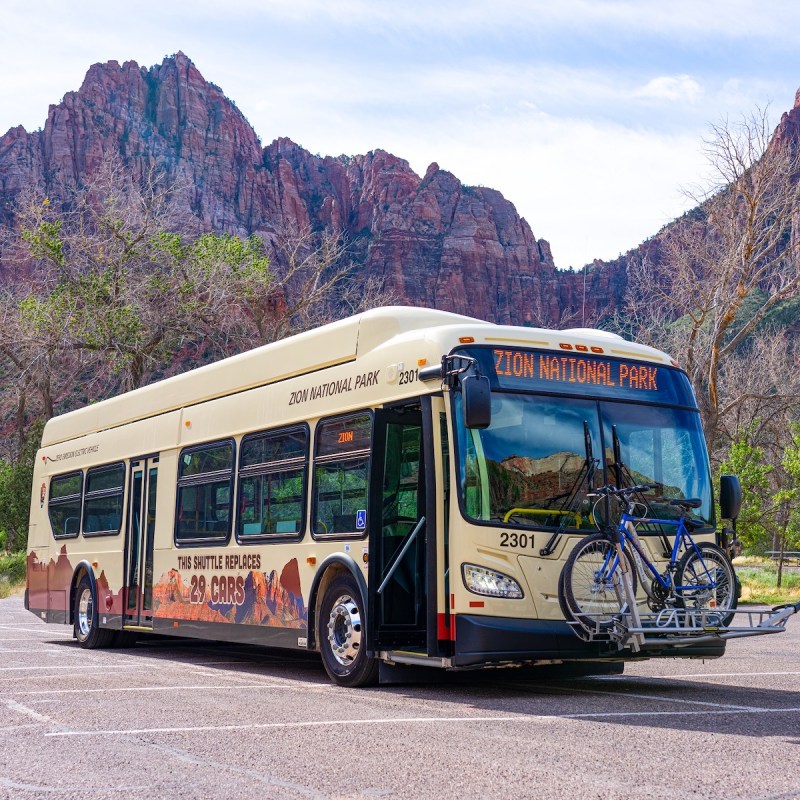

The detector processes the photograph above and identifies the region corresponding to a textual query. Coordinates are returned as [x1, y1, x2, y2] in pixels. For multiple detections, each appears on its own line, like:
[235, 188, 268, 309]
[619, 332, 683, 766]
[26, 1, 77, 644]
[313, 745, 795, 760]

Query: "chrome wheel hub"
[326, 593, 362, 666]
[77, 588, 93, 638]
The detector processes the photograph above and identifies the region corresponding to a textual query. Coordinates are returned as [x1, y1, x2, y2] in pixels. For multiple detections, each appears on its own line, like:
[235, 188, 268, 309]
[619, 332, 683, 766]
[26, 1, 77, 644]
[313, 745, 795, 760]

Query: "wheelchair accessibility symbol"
[356, 509, 367, 530]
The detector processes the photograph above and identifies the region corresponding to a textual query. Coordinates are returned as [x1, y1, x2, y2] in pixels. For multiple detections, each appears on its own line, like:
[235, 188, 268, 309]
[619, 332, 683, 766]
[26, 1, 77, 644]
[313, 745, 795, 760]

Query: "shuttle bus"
[26, 306, 738, 685]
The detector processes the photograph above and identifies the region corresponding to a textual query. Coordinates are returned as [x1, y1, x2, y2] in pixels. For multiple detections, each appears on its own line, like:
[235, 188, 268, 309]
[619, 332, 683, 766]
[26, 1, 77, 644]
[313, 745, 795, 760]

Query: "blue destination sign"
[459, 347, 695, 406]
[494, 349, 657, 391]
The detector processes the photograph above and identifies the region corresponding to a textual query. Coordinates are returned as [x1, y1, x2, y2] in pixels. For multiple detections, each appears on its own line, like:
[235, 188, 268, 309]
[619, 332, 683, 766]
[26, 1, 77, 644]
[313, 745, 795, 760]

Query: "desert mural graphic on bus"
[27, 546, 308, 630]
[152, 558, 307, 628]
[27, 546, 126, 615]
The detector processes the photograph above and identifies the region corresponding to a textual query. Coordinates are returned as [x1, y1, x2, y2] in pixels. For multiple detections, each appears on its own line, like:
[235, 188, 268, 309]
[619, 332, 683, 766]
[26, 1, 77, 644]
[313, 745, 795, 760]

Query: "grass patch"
[0, 551, 26, 599]
[733, 557, 800, 605]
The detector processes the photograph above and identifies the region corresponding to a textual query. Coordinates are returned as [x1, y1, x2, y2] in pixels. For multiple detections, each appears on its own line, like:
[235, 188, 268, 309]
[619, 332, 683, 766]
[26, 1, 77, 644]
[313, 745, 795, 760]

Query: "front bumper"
[453, 613, 726, 667]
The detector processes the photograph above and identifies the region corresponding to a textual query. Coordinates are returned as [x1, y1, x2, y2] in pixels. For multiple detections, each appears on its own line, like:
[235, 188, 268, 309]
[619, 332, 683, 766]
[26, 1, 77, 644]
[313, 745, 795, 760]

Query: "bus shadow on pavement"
[48, 632, 800, 745]
[389, 671, 800, 744]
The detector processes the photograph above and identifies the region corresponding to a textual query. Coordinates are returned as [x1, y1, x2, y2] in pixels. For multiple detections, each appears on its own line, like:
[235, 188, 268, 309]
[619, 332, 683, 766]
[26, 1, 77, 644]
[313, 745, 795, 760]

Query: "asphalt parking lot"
[1, 592, 798, 800]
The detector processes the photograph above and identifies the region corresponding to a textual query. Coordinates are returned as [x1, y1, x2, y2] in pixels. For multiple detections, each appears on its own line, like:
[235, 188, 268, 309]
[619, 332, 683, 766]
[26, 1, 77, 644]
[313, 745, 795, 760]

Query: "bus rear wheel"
[73, 576, 116, 649]
[318, 575, 378, 687]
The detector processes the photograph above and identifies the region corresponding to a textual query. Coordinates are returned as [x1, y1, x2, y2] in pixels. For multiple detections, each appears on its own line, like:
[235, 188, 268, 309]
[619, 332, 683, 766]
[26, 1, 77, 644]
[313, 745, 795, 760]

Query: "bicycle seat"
[669, 498, 702, 510]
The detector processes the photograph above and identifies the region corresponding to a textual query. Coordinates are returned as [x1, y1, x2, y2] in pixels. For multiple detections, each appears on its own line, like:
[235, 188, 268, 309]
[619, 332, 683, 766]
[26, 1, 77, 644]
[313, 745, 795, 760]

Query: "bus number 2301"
[500, 532, 536, 549]
[398, 368, 418, 385]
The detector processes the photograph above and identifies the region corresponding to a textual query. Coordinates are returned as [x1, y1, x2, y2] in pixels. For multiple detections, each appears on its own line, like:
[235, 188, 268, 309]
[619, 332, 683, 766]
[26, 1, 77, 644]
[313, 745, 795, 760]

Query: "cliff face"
[0, 52, 620, 326]
[772, 87, 800, 150]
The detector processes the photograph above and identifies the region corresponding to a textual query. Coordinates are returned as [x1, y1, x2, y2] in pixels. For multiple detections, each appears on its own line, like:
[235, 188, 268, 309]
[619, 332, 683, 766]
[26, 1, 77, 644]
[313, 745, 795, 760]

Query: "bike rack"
[560, 484, 800, 654]
[566, 601, 800, 652]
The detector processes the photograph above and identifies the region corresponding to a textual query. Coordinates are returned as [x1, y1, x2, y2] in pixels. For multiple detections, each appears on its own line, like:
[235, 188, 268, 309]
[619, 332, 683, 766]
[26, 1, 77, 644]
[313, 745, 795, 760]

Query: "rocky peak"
[0, 53, 621, 326]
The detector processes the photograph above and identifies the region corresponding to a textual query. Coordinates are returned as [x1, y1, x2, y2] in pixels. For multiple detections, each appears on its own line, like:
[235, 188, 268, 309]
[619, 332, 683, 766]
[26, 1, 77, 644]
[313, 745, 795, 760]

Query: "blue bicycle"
[558, 484, 738, 633]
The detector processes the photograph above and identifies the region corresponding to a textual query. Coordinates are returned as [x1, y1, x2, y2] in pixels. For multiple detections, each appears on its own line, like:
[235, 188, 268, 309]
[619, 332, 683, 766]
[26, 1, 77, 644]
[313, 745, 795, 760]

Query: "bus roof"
[40, 306, 673, 447]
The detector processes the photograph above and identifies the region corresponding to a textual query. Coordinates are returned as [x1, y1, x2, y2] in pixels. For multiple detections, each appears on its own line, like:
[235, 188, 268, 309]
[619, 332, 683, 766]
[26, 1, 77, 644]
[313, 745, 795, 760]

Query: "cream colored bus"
[26, 306, 732, 685]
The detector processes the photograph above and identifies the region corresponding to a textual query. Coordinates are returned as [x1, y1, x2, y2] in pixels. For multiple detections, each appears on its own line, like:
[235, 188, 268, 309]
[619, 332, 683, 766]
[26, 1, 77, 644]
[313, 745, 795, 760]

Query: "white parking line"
[0, 628, 72, 636]
[566, 706, 800, 719]
[0, 638, 70, 643]
[599, 670, 800, 680]
[0, 622, 50, 626]
[0, 663, 141, 671]
[13, 684, 325, 696]
[561, 684, 764, 711]
[2, 698, 57, 725]
[45, 715, 531, 736]
[45, 706, 800, 737]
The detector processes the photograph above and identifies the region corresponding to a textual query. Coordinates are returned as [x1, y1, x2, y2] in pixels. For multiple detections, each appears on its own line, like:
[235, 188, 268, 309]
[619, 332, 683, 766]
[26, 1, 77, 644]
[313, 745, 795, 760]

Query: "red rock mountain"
[0, 52, 616, 326]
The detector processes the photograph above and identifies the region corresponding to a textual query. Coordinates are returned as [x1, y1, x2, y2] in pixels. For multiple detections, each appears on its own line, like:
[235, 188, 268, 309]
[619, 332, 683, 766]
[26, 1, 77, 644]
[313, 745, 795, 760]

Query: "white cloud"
[1, 0, 800, 270]
[635, 75, 703, 104]
[180, 0, 800, 47]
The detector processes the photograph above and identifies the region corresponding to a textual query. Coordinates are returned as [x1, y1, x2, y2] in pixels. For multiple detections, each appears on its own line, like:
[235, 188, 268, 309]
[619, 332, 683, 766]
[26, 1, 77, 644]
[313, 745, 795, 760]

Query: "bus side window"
[48, 471, 83, 539]
[175, 440, 234, 544]
[312, 413, 372, 538]
[237, 425, 309, 541]
[82, 462, 125, 536]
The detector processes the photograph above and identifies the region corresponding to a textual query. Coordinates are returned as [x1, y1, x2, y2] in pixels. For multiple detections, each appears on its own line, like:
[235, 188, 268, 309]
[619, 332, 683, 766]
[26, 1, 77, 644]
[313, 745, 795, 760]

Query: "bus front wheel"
[73, 576, 116, 649]
[317, 575, 378, 687]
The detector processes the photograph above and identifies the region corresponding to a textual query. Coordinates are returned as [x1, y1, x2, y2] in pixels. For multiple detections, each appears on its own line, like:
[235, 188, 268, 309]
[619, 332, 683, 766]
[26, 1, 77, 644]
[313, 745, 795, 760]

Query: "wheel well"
[68, 565, 92, 625]
[309, 564, 347, 651]
[308, 561, 367, 652]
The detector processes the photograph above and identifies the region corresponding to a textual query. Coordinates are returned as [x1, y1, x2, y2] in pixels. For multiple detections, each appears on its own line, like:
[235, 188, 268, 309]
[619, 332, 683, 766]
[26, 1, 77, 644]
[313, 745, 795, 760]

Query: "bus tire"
[317, 575, 378, 687]
[73, 576, 116, 649]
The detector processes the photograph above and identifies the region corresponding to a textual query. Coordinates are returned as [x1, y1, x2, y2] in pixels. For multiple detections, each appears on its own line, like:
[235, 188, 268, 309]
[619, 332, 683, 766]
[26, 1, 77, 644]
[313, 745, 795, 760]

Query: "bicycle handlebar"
[588, 484, 655, 499]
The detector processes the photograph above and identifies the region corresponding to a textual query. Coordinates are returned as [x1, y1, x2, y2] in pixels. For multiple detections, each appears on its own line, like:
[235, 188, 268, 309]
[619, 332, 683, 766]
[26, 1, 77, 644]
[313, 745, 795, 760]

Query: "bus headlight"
[462, 564, 524, 599]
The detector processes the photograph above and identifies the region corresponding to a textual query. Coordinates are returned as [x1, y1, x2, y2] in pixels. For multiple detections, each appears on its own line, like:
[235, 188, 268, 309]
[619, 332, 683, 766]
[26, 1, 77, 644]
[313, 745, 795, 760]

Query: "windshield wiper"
[539, 420, 598, 556]
[611, 424, 671, 554]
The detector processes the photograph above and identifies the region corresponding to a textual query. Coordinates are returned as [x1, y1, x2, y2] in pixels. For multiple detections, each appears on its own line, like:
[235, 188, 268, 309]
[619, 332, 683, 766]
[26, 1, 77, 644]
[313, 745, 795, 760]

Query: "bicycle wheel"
[559, 532, 637, 632]
[675, 542, 737, 625]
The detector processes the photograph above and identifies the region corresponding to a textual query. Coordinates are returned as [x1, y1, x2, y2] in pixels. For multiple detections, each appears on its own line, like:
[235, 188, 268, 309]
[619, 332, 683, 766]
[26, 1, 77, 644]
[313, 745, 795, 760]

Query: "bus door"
[124, 456, 158, 628]
[368, 403, 430, 651]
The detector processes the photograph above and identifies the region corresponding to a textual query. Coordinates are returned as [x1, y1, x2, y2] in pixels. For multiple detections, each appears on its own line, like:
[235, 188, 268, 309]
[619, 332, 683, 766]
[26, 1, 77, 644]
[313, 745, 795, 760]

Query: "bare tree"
[1, 159, 201, 392]
[718, 331, 800, 452]
[261, 224, 398, 343]
[0, 268, 93, 454]
[162, 223, 397, 356]
[622, 106, 800, 456]
[0, 156, 397, 455]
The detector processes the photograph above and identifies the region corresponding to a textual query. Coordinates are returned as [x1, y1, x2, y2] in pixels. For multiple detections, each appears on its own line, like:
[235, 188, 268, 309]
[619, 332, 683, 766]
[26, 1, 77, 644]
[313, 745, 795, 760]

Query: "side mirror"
[719, 474, 742, 522]
[462, 374, 491, 429]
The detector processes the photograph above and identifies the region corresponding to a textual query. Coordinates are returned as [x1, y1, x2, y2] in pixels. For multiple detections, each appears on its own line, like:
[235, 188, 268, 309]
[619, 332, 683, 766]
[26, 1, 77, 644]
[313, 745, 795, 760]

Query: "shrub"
[0, 551, 26, 583]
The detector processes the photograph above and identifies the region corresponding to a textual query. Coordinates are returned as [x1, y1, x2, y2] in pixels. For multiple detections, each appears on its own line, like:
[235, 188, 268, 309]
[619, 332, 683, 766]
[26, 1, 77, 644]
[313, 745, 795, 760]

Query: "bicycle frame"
[559, 484, 798, 653]
[603, 512, 722, 596]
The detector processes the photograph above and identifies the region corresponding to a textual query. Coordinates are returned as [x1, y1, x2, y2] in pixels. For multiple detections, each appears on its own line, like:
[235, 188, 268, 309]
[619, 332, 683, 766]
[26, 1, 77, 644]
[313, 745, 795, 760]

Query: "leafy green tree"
[718, 427, 772, 553]
[772, 422, 800, 586]
[0, 155, 393, 460]
[0, 422, 43, 552]
[9, 162, 277, 394]
[0, 161, 276, 442]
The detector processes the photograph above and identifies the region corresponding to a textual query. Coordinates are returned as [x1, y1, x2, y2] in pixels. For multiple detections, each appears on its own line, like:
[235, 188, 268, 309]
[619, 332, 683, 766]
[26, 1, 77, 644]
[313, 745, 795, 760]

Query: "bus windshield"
[453, 355, 714, 531]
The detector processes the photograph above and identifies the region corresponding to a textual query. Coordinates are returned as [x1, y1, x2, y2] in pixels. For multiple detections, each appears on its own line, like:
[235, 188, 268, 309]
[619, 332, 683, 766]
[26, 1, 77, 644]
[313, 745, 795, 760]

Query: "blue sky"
[2, 0, 800, 269]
